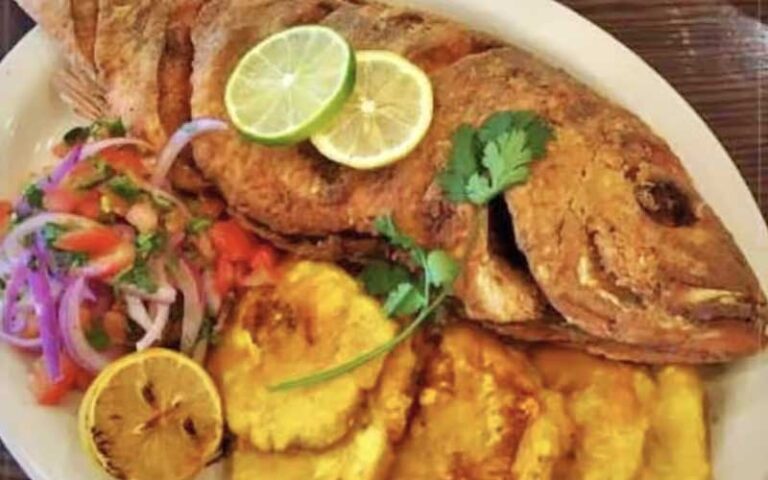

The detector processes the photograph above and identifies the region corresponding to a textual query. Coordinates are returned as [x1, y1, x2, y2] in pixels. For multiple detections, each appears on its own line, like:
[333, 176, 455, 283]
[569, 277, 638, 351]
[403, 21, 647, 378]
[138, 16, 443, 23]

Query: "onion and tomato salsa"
[0, 118, 277, 405]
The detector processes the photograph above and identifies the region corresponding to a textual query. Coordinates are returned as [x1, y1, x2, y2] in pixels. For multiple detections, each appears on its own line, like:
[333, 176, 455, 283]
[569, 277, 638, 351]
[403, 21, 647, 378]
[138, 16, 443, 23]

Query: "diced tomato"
[87, 242, 136, 280]
[214, 256, 236, 296]
[73, 190, 102, 219]
[43, 187, 80, 213]
[28, 354, 77, 406]
[79, 306, 93, 331]
[250, 244, 277, 273]
[210, 220, 256, 261]
[0, 200, 12, 232]
[56, 227, 123, 256]
[73, 368, 94, 392]
[100, 147, 146, 177]
[103, 311, 128, 345]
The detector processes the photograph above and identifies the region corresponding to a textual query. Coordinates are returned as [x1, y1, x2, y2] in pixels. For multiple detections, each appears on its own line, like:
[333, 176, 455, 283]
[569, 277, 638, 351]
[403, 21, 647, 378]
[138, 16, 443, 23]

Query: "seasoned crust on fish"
[391, 325, 571, 480]
[191, 0, 765, 362]
[15, 0, 97, 71]
[207, 261, 398, 452]
[191, 0, 548, 325]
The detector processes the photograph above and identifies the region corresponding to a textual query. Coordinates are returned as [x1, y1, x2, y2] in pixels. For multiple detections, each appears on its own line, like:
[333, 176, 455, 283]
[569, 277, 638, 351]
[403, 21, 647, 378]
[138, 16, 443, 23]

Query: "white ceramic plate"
[0, 1, 766, 479]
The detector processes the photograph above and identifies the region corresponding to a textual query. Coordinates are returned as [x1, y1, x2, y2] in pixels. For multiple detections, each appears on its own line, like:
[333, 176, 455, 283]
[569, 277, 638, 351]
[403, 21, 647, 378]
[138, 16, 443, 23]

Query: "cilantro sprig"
[439, 111, 553, 205]
[269, 215, 460, 392]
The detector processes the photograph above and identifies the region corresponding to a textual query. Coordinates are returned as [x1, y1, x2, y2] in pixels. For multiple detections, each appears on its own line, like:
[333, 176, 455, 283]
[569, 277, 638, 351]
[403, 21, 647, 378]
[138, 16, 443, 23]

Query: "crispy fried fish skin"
[190, 0, 764, 362]
[231, 340, 421, 480]
[191, 0, 547, 326]
[15, 0, 98, 71]
[95, 0, 171, 147]
[391, 325, 570, 480]
[207, 261, 397, 452]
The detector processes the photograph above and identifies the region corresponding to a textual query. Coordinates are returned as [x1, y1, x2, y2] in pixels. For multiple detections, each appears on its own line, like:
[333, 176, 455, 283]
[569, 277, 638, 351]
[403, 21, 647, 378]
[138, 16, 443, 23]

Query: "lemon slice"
[225, 25, 356, 145]
[78, 349, 223, 480]
[311, 50, 434, 170]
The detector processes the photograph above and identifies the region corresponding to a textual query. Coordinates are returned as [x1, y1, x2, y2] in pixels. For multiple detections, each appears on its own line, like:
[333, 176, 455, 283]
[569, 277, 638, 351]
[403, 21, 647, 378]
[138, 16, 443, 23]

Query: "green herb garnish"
[269, 215, 459, 391]
[107, 175, 141, 200]
[186, 217, 213, 235]
[438, 111, 553, 205]
[63, 126, 91, 146]
[92, 118, 127, 138]
[136, 232, 166, 259]
[41, 223, 66, 247]
[75, 160, 114, 190]
[86, 326, 111, 351]
[52, 250, 89, 270]
[22, 184, 44, 209]
[118, 260, 158, 293]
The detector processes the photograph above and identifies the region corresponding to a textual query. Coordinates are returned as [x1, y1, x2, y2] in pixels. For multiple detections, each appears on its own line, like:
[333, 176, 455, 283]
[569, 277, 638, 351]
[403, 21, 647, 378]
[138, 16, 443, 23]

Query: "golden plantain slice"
[391, 325, 571, 480]
[208, 261, 397, 452]
[640, 366, 710, 480]
[230, 339, 421, 480]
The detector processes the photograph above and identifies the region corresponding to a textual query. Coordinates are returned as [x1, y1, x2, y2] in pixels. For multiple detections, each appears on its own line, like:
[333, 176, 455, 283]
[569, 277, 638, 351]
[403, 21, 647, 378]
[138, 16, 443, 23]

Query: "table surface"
[1, 0, 766, 478]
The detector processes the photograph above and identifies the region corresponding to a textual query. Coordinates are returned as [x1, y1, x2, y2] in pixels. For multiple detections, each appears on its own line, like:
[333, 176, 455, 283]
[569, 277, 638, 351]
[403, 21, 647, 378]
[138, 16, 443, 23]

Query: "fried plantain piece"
[391, 325, 570, 480]
[531, 348, 654, 480]
[207, 261, 397, 452]
[640, 366, 710, 480]
[231, 339, 421, 480]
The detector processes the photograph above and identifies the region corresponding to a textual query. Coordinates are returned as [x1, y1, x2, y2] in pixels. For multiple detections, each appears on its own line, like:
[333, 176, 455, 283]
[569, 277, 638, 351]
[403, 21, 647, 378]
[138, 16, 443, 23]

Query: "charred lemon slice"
[78, 349, 223, 480]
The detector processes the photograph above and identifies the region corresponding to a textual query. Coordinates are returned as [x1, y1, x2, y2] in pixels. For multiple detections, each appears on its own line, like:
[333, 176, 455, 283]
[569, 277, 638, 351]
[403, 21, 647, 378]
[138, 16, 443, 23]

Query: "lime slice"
[311, 50, 434, 170]
[225, 26, 356, 145]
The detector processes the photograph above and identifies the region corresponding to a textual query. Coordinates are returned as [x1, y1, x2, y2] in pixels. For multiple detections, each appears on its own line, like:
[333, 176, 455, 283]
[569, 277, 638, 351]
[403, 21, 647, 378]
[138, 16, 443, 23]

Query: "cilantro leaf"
[63, 126, 91, 146]
[22, 184, 44, 209]
[438, 125, 479, 202]
[41, 223, 66, 247]
[86, 327, 111, 351]
[426, 250, 460, 290]
[359, 261, 412, 297]
[383, 282, 426, 318]
[136, 232, 166, 259]
[186, 217, 213, 235]
[439, 110, 553, 205]
[108, 175, 141, 200]
[374, 215, 416, 251]
[118, 260, 158, 293]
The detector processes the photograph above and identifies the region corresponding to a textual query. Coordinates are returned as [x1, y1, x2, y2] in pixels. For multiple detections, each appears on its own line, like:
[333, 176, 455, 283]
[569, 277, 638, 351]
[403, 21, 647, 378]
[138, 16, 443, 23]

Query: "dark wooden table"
[0, 0, 766, 478]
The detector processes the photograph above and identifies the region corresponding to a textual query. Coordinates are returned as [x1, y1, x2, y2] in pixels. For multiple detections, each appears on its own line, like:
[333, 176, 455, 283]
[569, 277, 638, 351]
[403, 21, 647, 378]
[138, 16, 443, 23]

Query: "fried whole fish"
[17, 0, 767, 363]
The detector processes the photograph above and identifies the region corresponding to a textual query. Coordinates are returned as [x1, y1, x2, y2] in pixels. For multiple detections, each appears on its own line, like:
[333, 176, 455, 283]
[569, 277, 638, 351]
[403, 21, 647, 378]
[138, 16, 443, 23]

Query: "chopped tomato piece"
[250, 244, 277, 273]
[210, 220, 256, 261]
[56, 227, 122, 256]
[103, 311, 128, 345]
[0, 200, 12, 232]
[100, 147, 146, 176]
[214, 256, 235, 296]
[28, 354, 77, 405]
[43, 187, 80, 213]
[74, 190, 102, 219]
[87, 242, 136, 280]
[73, 368, 94, 392]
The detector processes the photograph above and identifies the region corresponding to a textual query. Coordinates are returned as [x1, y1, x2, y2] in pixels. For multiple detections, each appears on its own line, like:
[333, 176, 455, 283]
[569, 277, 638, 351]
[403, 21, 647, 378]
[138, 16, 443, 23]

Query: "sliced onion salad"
[59, 276, 112, 373]
[0, 121, 230, 380]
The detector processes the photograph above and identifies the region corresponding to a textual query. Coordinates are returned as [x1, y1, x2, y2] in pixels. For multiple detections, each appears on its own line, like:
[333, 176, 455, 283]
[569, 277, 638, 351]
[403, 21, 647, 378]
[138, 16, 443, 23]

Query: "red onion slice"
[135, 303, 171, 351]
[174, 259, 205, 354]
[28, 260, 60, 380]
[80, 137, 154, 161]
[151, 118, 228, 186]
[40, 144, 84, 193]
[3, 213, 100, 259]
[59, 277, 112, 373]
[125, 295, 154, 331]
